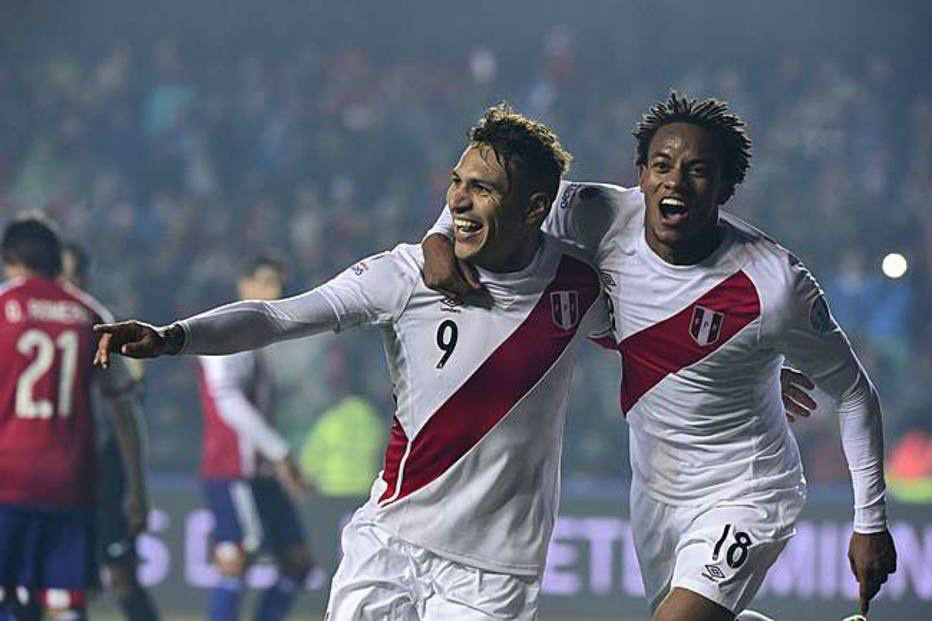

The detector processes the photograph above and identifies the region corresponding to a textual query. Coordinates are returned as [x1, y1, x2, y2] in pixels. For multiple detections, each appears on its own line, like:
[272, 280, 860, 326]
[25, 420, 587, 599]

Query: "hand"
[123, 492, 149, 538]
[94, 321, 181, 368]
[421, 234, 482, 299]
[848, 529, 897, 614]
[275, 456, 310, 501]
[780, 367, 816, 423]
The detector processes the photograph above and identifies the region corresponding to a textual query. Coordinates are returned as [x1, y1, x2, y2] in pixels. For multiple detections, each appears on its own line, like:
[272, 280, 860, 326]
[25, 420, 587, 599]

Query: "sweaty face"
[446, 144, 530, 271]
[639, 122, 725, 261]
[237, 266, 283, 301]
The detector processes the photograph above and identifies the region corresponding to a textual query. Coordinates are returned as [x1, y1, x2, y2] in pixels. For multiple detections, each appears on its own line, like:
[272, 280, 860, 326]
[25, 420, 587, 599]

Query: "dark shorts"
[95, 438, 135, 565]
[0, 504, 92, 608]
[202, 477, 307, 556]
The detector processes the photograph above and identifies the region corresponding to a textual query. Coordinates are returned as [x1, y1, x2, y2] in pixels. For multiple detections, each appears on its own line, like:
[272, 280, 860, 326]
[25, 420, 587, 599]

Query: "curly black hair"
[469, 103, 572, 201]
[633, 92, 752, 203]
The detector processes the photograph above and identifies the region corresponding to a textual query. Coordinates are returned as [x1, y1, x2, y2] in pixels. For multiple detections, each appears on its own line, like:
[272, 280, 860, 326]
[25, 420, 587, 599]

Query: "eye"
[652, 160, 671, 172]
[473, 183, 491, 195]
[690, 166, 708, 177]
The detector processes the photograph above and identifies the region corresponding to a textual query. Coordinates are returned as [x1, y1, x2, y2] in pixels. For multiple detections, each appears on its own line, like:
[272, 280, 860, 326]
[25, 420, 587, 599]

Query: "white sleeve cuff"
[853, 502, 888, 534]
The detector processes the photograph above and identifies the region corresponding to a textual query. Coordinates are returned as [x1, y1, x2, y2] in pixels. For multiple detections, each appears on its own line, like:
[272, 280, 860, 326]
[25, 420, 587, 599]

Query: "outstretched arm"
[95, 247, 419, 366]
[94, 288, 340, 365]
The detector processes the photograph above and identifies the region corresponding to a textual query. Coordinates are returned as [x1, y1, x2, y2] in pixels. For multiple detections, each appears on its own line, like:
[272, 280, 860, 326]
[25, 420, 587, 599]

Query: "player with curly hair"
[423, 93, 897, 621]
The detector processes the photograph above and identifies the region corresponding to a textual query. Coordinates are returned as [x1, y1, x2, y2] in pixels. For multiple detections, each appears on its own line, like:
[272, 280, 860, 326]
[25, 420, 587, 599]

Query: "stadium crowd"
[1, 5, 929, 491]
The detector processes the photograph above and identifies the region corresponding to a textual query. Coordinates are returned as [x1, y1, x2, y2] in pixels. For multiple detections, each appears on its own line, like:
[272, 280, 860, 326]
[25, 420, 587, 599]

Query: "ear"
[636, 164, 647, 190]
[526, 191, 551, 226]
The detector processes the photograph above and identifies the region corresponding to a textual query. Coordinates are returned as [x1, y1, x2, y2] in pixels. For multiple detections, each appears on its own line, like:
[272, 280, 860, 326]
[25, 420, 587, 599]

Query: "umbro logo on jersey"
[689, 305, 724, 346]
[350, 261, 369, 276]
[551, 291, 579, 330]
[440, 297, 463, 313]
[702, 564, 726, 582]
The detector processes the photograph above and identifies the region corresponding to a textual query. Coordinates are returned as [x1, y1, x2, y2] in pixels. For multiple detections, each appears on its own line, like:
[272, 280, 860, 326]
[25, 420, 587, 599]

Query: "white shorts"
[631, 483, 805, 614]
[325, 510, 540, 621]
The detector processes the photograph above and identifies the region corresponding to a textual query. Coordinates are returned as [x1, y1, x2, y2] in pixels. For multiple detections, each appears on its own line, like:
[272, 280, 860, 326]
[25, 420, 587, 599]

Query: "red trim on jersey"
[379, 416, 409, 500]
[378, 254, 601, 505]
[618, 270, 760, 414]
[198, 364, 244, 479]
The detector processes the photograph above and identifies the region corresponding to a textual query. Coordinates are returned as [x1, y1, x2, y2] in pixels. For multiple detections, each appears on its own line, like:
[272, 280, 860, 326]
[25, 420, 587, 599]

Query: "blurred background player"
[0, 214, 148, 621]
[195, 253, 313, 621]
[59, 242, 160, 621]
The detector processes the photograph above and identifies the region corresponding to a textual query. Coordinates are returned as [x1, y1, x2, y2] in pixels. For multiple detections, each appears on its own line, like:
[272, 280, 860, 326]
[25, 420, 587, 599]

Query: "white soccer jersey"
[179, 236, 609, 575]
[540, 181, 887, 533]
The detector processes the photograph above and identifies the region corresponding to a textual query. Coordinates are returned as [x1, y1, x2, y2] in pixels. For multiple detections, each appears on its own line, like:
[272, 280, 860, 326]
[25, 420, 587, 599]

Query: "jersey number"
[15, 329, 79, 419]
[436, 320, 458, 369]
[712, 523, 752, 569]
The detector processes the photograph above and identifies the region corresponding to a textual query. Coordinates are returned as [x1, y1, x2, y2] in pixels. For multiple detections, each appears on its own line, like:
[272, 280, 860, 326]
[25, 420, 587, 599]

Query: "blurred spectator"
[299, 396, 383, 497]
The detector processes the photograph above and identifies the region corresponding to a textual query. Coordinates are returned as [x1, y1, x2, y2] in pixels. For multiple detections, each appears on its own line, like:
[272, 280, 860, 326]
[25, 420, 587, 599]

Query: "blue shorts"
[0, 504, 92, 608]
[202, 478, 306, 556]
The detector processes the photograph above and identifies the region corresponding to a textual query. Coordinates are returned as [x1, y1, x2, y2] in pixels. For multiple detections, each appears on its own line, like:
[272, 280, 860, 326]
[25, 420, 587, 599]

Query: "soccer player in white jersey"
[422, 93, 898, 621]
[92, 104, 611, 620]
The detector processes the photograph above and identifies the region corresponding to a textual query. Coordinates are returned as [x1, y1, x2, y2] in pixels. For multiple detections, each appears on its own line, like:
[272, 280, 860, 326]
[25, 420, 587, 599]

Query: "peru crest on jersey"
[689, 305, 725, 346]
[550, 290, 579, 330]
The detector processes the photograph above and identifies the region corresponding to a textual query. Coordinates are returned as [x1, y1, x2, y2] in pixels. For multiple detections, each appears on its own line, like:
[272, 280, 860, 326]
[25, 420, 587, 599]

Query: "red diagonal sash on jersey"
[618, 270, 760, 414]
[379, 255, 601, 505]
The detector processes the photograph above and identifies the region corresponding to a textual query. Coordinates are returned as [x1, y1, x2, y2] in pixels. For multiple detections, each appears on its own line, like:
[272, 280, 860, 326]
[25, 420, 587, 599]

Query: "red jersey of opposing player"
[0, 276, 121, 509]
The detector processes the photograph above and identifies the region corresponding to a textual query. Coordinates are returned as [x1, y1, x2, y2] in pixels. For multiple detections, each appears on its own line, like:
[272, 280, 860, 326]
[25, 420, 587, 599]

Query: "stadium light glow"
[881, 253, 908, 279]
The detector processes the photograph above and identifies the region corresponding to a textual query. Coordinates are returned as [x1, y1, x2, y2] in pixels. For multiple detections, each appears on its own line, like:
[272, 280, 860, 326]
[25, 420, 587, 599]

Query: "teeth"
[454, 218, 481, 233]
[660, 197, 686, 207]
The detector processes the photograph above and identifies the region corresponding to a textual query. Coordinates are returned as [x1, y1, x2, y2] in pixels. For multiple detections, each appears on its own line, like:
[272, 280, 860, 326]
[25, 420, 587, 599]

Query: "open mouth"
[659, 196, 688, 217]
[454, 217, 483, 238]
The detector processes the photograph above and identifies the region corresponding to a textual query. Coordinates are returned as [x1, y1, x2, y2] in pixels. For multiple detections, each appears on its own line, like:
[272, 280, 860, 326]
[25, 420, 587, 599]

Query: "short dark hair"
[633, 92, 752, 203]
[1, 212, 63, 278]
[468, 103, 572, 201]
[61, 240, 91, 285]
[239, 250, 287, 280]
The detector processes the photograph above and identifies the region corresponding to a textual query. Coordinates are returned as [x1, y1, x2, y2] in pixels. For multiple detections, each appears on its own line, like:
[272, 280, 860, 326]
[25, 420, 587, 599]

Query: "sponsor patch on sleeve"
[559, 183, 581, 209]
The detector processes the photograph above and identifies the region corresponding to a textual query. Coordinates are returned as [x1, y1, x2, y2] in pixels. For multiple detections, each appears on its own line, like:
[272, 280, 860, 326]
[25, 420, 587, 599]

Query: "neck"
[647, 222, 724, 266]
[477, 229, 542, 273]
